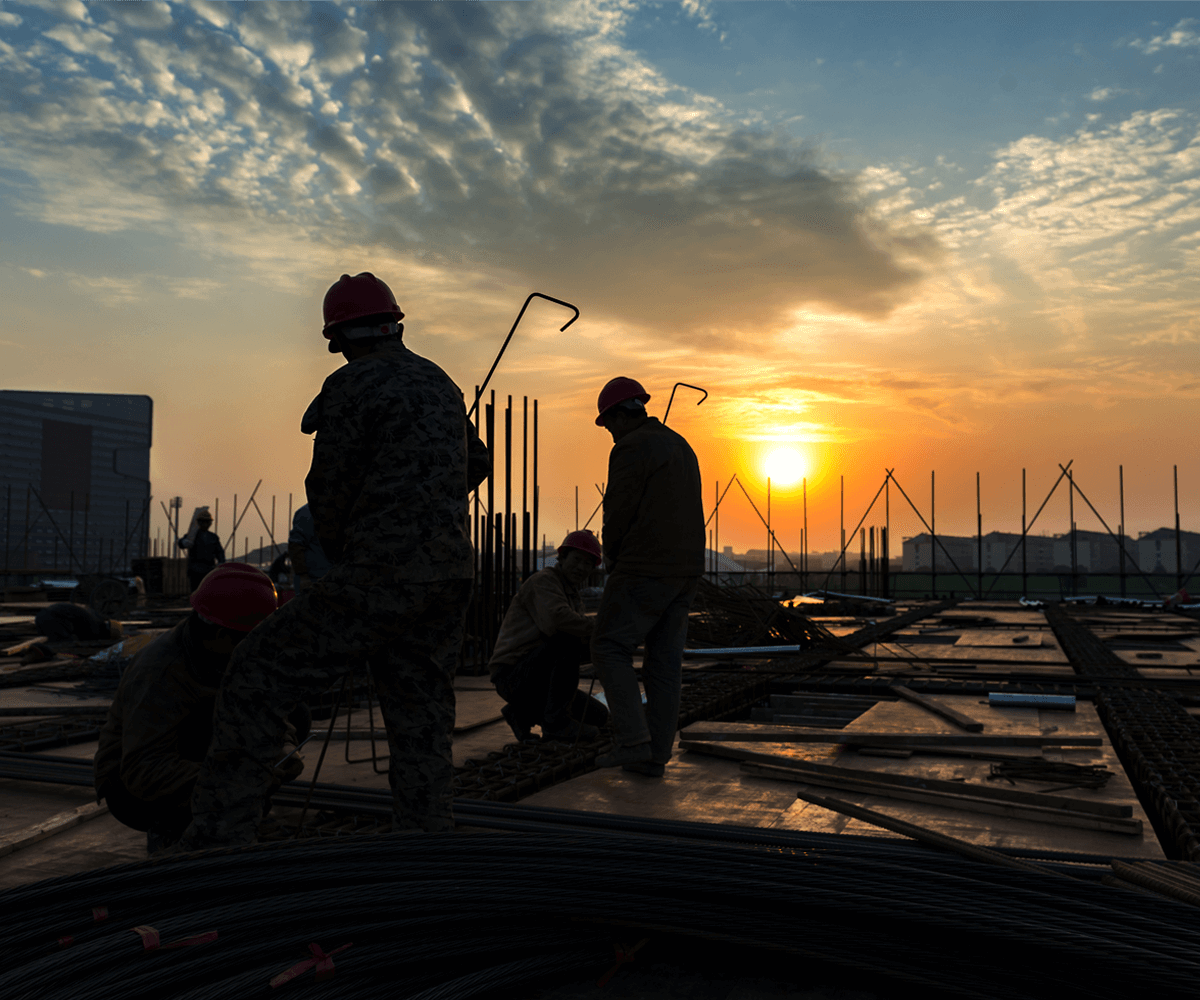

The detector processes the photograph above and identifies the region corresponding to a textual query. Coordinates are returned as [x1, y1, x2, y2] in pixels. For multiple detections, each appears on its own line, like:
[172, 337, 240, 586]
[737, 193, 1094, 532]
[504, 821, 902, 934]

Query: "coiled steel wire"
[4, 829, 1200, 1000]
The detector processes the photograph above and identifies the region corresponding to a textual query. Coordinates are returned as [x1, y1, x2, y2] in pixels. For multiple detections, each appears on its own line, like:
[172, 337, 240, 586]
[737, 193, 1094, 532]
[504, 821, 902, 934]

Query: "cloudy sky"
[2, 1, 1198, 556]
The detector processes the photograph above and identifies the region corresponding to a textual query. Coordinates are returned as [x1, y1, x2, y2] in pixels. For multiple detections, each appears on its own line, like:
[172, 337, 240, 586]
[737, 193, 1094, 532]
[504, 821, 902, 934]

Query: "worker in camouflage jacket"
[590, 378, 705, 778]
[174, 273, 490, 851]
[94, 565, 287, 853]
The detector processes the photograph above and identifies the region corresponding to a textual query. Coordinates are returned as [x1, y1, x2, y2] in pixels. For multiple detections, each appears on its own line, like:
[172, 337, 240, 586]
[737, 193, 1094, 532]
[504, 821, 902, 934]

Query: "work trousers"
[177, 568, 472, 850]
[101, 775, 193, 852]
[590, 572, 698, 763]
[492, 633, 588, 729]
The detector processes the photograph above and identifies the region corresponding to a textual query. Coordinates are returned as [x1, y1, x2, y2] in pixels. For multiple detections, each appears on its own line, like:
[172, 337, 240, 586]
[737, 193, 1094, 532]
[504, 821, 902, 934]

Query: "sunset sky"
[2, 1, 1198, 558]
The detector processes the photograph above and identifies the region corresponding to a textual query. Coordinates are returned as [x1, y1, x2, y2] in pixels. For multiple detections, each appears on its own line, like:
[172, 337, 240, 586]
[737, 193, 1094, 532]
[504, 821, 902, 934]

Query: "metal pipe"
[662, 383, 708, 425]
[1119, 466, 1126, 598]
[1022, 468, 1027, 597]
[1175, 465, 1182, 591]
[532, 398, 538, 568]
[976, 471, 982, 597]
[930, 471, 935, 597]
[468, 293, 579, 420]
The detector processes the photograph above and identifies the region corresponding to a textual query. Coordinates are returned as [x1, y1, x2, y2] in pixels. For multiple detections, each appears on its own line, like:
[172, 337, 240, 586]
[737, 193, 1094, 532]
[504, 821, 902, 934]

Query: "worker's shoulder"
[118, 621, 189, 694]
[615, 418, 696, 457]
[321, 342, 462, 403]
[521, 566, 565, 594]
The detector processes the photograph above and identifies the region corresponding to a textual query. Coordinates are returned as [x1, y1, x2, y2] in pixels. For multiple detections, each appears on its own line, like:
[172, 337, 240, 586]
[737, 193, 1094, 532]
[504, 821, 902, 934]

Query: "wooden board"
[679, 723, 1101, 747]
[741, 764, 1143, 834]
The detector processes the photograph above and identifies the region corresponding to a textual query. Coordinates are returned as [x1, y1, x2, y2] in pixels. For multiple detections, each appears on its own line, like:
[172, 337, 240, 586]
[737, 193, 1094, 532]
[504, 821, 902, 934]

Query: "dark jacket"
[93, 619, 225, 802]
[302, 339, 491, 582]
[179, 529, 225, 574]
[602, 417, 704, 577]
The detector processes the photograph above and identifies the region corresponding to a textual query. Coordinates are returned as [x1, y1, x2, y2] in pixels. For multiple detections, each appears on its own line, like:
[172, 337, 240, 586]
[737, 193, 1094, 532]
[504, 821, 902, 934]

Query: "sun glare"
[763, 446, 807, 487]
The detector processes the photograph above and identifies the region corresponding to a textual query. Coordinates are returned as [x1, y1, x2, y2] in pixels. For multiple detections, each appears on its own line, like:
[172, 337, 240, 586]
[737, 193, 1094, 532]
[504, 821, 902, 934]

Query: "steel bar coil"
[4, 830, 1200, 1000]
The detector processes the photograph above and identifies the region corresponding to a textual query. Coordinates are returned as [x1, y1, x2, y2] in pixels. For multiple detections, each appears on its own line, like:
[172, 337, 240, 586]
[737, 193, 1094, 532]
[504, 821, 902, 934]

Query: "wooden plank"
[0, 801, 109, 859]
[744, 763, 1143, 835]
[889, 684, 983, 732]
[682, 741, 1129, 816]
[784, 786, 1060, 875]
[678, 724, 1101, 747]
[739, 757, 1131, 817]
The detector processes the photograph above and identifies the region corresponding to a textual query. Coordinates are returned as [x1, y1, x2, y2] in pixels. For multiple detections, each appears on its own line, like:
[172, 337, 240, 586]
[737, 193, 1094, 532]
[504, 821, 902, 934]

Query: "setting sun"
[763, 446, 807, 487]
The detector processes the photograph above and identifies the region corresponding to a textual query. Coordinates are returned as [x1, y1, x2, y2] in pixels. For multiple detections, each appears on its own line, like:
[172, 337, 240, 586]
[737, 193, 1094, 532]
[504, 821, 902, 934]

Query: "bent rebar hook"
[662, 383, 708, 425]
[468, 292, 580, 420]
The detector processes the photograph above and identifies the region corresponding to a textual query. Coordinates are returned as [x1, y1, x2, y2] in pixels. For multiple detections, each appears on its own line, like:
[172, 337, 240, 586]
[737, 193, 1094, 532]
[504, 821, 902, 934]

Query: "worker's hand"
[268, 753, 305, 796]
[293, 574, 313, 593]
[276, 753, 305, 784]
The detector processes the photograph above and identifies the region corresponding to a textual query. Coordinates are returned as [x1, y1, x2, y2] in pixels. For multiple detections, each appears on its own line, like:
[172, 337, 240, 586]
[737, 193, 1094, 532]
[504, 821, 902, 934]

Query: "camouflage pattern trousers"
[590, 572, 699, 763]
[177, 568, 472, 850]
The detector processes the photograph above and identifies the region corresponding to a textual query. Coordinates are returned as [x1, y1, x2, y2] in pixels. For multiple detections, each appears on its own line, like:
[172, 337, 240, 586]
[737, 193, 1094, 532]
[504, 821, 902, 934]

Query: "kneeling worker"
[93, 564, 293, 853]
[489, 531, 609, 741]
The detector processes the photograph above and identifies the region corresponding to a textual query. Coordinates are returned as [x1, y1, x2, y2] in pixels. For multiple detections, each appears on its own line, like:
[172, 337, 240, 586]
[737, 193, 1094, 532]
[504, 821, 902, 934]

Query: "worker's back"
[603, 417, 705, 577]
[305, 339, 488, 582]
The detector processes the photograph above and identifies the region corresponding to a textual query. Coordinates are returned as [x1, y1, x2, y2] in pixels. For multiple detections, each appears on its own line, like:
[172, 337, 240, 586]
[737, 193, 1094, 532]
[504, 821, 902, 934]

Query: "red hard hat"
[595, 377, 650, 426]
[322, 272, 405, 335]
[559, 529, 602, 566]
[190, 563, 278, 632]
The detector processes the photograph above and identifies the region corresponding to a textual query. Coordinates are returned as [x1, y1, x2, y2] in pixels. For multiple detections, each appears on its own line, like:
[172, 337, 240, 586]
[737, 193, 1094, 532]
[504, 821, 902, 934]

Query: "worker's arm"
[601, 441, 645, 572]
[526, 572, 593, 638]
[117, 676, 204, 801]
[305, 372, 371, 563]
[177, 536, 192, 551]
[466, 422, 491, 493]
[213, 536, 226, 564]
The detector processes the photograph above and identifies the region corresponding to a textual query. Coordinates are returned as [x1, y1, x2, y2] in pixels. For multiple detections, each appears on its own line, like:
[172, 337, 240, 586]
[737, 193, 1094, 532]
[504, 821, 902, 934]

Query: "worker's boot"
[540, 713, 599, 742]
[501, 704, 538, 743]
[595, 742, 653, 768]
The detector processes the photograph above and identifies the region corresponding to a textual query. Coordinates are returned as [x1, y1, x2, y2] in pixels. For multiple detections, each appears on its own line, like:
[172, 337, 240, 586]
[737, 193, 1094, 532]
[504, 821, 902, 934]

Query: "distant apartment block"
[902, 529, 1189, 575]
[0, 391, 153, 576]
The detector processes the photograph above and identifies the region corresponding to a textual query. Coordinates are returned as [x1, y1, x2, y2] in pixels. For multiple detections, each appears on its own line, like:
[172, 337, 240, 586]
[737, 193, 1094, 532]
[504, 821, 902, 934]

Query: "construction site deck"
[4, 593, 1200, 998]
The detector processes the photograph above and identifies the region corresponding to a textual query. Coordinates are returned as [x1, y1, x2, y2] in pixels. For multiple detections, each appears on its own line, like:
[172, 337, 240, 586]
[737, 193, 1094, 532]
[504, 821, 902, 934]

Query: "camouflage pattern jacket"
[602, 417, 705, 577]
[487, 564, 593, 675]
[302, 339, 491, 582]
[93, 619, 225, 802]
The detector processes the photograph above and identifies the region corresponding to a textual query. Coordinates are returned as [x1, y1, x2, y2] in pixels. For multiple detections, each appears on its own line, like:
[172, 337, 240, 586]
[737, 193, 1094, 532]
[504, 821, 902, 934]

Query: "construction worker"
[590, 378, 704, 777]
[93, 564, 289, 853]
[172, 271, 490, 851]
[287, 502, 331, 592]
[489, 530, 610, 742]
[22, 602, 123, 664]
[178, 510, 226, 593]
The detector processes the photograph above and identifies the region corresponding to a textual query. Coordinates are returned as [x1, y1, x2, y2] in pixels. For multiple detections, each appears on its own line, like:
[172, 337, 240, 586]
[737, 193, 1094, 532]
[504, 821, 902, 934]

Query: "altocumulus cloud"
[0, 0, 937, 342]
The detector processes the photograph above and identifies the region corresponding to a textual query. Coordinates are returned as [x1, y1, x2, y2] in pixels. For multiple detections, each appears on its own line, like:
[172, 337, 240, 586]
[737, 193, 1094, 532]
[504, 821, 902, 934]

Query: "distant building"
[0, 391, 152, 578]
[901, 533, 979, 573]
[1137, 528, 1200, 577]
[902, 528, 1177, 576]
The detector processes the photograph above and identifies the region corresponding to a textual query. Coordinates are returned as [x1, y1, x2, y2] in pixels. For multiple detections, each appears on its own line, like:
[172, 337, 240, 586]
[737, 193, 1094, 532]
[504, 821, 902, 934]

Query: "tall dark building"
[0, 391, 152, 580]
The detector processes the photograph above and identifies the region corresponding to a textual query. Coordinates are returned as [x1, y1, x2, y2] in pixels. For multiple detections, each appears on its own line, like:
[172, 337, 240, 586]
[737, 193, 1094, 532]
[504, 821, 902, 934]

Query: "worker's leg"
[177, 572, 386, 850]
[640, 577, 699, 764]
[370, 578, 472, 832]
[591, 573, 684, 751]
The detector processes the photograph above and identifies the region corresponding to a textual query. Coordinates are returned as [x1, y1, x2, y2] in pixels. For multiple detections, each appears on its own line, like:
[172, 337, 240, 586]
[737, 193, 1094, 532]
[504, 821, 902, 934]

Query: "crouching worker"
[22, 603, 124, 664]
[489, 531, 610, 742]
[93, 564, 299, 853]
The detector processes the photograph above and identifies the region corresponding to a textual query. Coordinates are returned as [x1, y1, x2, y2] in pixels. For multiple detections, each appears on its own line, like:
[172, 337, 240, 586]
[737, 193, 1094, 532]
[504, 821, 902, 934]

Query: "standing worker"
[590, 378, 704, 777]
[172, 272, 489, 851]
[178, 509, 225, 593]
[488, 530, 609, 742]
